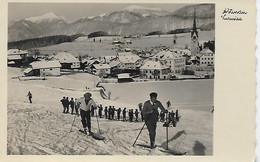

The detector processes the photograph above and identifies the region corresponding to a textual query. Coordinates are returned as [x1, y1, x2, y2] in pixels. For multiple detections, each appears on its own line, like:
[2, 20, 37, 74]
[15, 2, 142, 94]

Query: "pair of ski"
[78, 129, 105, 140]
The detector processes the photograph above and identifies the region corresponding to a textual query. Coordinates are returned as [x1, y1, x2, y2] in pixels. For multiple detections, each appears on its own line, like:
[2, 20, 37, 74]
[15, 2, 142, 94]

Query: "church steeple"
[191, 8, 198, 38]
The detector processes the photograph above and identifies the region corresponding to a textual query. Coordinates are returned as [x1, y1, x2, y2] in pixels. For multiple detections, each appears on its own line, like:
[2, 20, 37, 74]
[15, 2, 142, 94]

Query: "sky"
[8, 3, 192, 23]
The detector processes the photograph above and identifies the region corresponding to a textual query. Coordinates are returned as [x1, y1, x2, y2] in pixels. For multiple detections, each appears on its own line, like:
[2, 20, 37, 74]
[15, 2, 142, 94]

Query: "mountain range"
[8, 4, 215, 42]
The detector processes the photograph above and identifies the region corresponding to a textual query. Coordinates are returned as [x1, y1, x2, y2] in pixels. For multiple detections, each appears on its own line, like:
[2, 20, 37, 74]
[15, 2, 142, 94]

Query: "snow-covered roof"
[30, 60, 61, 69]
[93, 64, 110, 70]
[104, 55, 117, 61]
[140, 60, 169, 70]
[152, 51, 184, 60]
[24, 68, 33, 74]
[200, 48, 214, 54]
[118, 73, 131, 79]
[54, 52, 80, 63]
[8, 49, 28, 55]
[109, 60, 122, 67]
[118, 52, 141, 64]
[7, 55, 22, 60]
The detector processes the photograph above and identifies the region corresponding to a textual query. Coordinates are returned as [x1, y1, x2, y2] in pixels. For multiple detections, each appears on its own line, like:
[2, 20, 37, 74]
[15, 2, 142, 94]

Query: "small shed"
[117, 73, 133, 83]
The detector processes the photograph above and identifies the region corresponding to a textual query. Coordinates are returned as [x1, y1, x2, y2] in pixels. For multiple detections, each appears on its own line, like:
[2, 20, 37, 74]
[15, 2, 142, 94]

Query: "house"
[54, 52, 80, 69]
[199, 48, 215, 66]
[24, 60, 61, 77]
[7, 49, 32, 66]
[103, 55, 117, 63]
[152, 50, 186, 74]
[109, 60, 125, 72]
[117, 73, 133, 83]
[92, 64, 111, 77]
[140, 60, 170, 80]
[116, 52, 144, 70]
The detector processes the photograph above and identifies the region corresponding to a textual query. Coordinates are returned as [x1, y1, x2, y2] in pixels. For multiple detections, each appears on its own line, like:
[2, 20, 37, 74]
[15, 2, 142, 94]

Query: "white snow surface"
[8, 67, 213, 155]
[123, 5, 163, 12]
[25, 12, 64, 23]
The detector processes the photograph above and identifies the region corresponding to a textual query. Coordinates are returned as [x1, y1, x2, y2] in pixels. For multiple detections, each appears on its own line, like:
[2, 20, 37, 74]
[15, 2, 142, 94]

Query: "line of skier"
[60, 96, 180, 124]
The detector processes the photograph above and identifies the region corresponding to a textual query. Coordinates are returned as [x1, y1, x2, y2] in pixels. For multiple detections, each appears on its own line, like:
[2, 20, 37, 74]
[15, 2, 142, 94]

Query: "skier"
[65, 97, 70, 113]
[117, 108, 121, 121]
[123, 108, 127, 121]
[129, 109, 134, 122]
[142, 92, 167, 149]
[160, 111, 165, 122]
[70, 98, 75, 114]
[74, 98, 80, 116]
[171, 111, 176, 127]
[78, 92, 97, 135]
[27, 91, 32, 103]
[108, 106, 112, 119]
[60, 97, 66, 113]
[135, 109, 139, 122]
[91, 104, 95, 117]
[111, 106, 115, 120]
[104, 106, 108, 119]
[98, 104, 103, 118]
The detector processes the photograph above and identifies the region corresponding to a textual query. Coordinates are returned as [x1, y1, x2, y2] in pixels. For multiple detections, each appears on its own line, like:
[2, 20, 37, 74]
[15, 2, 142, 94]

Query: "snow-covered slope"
[7, 67, 213, 155]
[25, 12, 66, 23]
[122, 5, 170, 17]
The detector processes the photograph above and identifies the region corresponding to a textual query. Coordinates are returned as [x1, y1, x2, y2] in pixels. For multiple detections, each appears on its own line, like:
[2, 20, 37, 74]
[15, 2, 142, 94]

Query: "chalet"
[140, 60, 170, 80]
[7, 49, 32, 66]
[92, 64, 111, 77]
[199, 48, 215, 66]
[54, 52, 80, 69]
[116, 52, 144, 70]
[24, 60, 61, 77]
[152, 51, 186, 74]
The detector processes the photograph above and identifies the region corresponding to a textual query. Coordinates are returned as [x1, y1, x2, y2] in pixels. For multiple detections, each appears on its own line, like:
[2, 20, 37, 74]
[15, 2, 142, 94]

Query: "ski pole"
[70, 114, 77, 132]
[132, 122, 146, 147]
[94, 107, 101, 133]
[166, 126, 169, 150]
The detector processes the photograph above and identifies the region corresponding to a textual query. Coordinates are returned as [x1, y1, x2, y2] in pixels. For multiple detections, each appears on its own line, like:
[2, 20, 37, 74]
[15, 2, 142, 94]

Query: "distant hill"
[8, 4, 215, 42]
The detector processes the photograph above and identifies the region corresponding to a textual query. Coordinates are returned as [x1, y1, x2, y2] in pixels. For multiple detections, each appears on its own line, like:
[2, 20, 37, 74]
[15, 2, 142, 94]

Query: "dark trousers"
[80, 109, 91, 133]
[71, 105, 74, 114]
[145, 112, 158, 146]
[29, 97, 32, 103]
[75, 108, 79, 115]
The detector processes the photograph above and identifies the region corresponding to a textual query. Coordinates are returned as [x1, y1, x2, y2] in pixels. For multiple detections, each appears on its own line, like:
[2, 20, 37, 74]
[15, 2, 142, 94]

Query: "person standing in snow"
[70, 98, 75, 114]
[61, 97, 66, 113]
[122, 108, 127, 121]
[74, 98, 80, 116]
[135, 109, 139, 122]
[98, 104, 103, 118]
[27, 91, 32, 103]
[91, 104, 95, 117]
[117, 108, 121, 121]
[142, 92, 167, 149]
[104, 106, 108, 119]
[65, 97, 70, 113]
[111, 106, 115, 120]
[79, 92, 97, 135]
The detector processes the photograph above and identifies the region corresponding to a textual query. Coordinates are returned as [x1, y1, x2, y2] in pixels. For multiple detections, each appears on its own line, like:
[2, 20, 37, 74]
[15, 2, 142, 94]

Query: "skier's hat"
[150, 92, 157, 98]
[84, 92, 92, 98]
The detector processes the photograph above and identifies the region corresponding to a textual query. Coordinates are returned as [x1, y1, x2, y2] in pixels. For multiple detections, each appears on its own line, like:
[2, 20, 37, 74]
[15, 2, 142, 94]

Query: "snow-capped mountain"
[8, 4, 215, 42]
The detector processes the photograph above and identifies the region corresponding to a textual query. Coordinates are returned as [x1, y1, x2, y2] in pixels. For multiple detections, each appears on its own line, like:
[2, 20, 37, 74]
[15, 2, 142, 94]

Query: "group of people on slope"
[62, 92, 179, 149]
[60, 97, 80, 115]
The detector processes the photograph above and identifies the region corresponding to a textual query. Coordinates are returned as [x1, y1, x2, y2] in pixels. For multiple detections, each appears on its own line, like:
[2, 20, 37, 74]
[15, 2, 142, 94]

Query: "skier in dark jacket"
[61, 97, 66, 113]
[70, 98, 75, 114]
[65, 97, 70, 113]
[135, 109, 139, 122]
[98, 104, 103, 118]
[104, 106, 108, 119]
[27, 91, 32, 103]
[117, 108, 121, 121]
[142, 92, 167, 149]
[123, 108, 127, 121]
[75, 98, 80, 116]
[129, 109, 134, 122]
[111, 106, 115, 120]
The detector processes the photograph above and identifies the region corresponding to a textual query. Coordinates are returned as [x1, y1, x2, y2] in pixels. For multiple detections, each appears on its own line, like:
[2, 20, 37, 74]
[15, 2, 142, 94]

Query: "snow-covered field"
[36, 30, 215, 58]
[8, 67, 213, 155]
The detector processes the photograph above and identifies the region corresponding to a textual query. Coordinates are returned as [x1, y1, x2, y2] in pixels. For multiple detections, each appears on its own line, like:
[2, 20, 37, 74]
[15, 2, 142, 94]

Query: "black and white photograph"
[7, 2, 215, 155]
